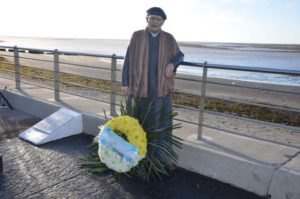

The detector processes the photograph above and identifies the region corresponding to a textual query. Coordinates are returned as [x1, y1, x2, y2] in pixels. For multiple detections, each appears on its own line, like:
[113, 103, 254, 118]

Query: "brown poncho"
[127, 28, 180, 98]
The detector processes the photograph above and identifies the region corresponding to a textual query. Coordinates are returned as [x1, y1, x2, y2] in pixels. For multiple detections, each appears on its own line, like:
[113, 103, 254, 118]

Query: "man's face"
[146, 15, 164, 33]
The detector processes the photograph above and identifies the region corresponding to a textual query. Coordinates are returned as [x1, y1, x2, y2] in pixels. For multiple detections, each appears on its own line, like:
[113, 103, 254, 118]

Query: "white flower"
[98, 126, 144, 173]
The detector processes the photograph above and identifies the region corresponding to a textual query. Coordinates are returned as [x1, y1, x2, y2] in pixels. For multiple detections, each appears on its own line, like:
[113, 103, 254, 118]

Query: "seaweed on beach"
[172, 91, 300, 126]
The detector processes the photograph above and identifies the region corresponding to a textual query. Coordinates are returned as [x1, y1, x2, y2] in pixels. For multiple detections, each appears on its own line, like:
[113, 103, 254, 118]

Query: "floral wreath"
[98, 116, 147, 172]
[82, 101, 182, 182]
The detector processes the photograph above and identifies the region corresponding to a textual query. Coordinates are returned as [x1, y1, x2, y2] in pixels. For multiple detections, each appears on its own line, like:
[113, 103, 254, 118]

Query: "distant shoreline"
[1, 36, 300, 51]
[178, 41, 300, 52]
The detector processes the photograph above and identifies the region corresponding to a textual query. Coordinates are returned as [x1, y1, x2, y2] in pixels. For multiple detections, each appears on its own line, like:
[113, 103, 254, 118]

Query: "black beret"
[147, 7, 167, 20]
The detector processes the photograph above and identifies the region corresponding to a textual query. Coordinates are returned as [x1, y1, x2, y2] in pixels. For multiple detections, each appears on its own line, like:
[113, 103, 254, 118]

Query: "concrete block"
[19, 108, 83, 145]
[175, 140, 275, 196]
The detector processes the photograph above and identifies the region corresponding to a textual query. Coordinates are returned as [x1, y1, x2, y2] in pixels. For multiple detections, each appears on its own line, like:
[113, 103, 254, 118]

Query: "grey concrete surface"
[176, 133, 299, 196]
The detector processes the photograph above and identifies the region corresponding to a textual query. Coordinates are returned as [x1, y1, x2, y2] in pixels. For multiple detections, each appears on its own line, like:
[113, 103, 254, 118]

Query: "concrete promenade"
[1, 76, 300, 198]
[0, 110, 264, 199]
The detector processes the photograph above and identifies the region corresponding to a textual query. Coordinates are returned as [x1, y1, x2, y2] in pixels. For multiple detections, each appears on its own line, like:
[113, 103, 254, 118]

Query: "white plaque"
[33, 109, 74, 134]
[19, 108, 83, 145]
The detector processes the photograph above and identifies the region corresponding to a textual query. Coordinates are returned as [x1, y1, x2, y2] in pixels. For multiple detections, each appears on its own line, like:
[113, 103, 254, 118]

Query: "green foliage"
[81, 100, 182, 182]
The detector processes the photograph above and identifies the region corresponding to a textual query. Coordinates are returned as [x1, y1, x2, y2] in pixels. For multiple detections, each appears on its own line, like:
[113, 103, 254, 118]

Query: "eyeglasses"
[147, 15, 164, 22]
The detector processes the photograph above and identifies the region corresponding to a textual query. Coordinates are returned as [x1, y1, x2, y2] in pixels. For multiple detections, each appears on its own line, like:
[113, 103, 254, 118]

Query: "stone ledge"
[174, 139, 274, 196]
[174, 134, 300, 198]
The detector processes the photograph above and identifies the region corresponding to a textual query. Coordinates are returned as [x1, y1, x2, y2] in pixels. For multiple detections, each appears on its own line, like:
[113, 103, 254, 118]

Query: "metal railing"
[1, 45, 300, 148]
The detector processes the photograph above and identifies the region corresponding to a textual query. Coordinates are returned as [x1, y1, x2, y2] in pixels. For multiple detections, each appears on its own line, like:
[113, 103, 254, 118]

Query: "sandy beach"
[2, 51, 299, 109]
[175, 73, 300, 109]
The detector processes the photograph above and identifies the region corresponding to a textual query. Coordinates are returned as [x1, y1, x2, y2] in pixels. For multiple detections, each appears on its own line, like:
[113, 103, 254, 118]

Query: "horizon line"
[1, 35, 300, 46]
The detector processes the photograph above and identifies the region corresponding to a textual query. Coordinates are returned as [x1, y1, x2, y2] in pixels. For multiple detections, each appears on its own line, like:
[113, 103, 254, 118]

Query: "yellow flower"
[105, 116, 147, 156]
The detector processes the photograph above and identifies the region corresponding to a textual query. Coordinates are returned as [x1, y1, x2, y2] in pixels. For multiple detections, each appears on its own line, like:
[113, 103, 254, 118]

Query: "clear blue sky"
[1, 0, 300, 44]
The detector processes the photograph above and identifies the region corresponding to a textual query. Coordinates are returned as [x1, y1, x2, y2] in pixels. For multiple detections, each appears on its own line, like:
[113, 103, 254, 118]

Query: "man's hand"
[165, 63, 174, 78]
[122, 86, 130, 96]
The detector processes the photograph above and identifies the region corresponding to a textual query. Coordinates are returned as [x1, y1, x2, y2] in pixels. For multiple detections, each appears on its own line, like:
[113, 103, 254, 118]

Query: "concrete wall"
[3, 91, 106, 136]
[3, 91, 61, 119]
[174, 141, 275, 196]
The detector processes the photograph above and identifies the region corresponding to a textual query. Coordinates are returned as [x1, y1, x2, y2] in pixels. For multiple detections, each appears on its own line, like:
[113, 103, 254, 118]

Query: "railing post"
[53, 49, 60, 101]
[13, 46, 20, 90]
[198, 61, 208, 139]
[110, 54, 117, 116]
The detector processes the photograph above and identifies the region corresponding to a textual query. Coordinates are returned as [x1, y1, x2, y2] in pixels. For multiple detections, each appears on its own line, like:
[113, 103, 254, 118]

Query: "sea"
[1, 36, 300, 86]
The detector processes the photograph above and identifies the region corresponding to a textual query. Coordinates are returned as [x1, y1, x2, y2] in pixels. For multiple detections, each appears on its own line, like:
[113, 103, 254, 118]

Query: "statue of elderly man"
[122, 7, 184, 141]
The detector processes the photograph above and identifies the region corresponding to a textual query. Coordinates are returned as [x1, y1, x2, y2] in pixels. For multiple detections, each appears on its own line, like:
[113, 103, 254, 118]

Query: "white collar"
[150, 31, 160, 37]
